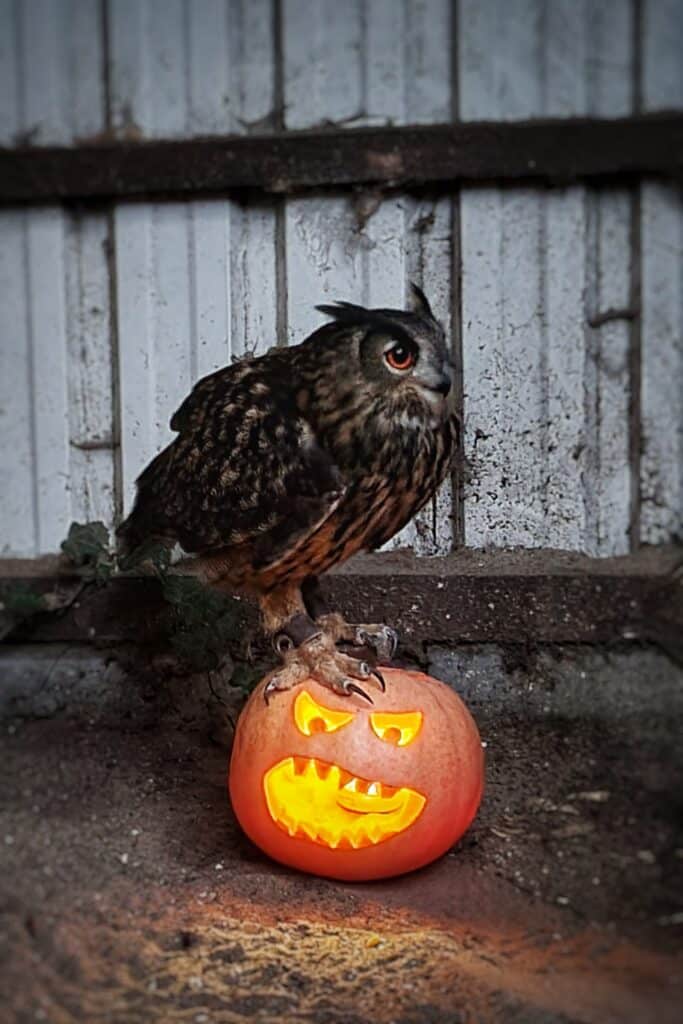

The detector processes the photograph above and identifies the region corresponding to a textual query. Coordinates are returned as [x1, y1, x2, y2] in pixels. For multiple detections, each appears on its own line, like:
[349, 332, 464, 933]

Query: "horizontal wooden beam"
[1, 114, 682, 204]
[1, 549, 680, 656]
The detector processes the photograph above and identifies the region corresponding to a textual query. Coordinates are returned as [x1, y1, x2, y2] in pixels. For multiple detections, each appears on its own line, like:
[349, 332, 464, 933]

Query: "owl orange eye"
[385, 342, 416, 372]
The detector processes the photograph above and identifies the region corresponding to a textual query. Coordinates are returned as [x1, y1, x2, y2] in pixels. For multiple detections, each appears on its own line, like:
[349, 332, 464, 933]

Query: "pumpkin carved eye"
[294, 690, 355, 736]
[370, 711, 423, 746]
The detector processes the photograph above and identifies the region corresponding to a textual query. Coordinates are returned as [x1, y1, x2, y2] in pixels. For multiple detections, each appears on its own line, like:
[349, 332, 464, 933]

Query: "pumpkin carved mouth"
[263, 756, 426, 849]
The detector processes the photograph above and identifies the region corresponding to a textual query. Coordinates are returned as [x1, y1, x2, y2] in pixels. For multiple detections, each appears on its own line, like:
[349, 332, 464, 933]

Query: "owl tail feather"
[115, 447, 177, 569]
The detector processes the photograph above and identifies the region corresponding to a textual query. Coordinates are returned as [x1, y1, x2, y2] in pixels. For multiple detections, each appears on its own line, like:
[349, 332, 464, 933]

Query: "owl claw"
[371, 668, 386, 692]
[341, 682, 374, 704]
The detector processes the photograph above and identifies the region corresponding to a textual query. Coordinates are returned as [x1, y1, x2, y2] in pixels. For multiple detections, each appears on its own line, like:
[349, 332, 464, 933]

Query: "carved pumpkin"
[228, 667, 484, 881]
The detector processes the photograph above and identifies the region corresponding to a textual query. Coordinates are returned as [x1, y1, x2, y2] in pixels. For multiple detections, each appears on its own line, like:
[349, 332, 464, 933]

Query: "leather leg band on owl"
[272, 612, 322, 655]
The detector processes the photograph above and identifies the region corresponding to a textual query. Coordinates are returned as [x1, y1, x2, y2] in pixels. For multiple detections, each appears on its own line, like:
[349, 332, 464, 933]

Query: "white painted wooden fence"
[1, 0, 681, 558]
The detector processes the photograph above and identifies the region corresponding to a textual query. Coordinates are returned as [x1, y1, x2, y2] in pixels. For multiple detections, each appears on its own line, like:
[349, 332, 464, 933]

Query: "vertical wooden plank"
[108, 0, 148, 137]
[542, 0, 590, 551]
[110, 0, 276, 137]
[26, 209, 72, 552]
[581, 1, 633, 556]
[64, 213, 116, 528]
[114, 204, 155, 510]
[640, 0, 683, 544]
[589, 189, 633, 555]
[0, 0, 110, 553]
[459, 0, 635, 554]
[459, 0, 547, 547]
[231, 0, 277, 128]
[10, 0, 104, 143]
[544, 0, 633, 556]
[188, 201, 232, 379]
[110, 0, 188, 138]
[64, 0, 106, 140]
[187, 0, 232, 135]
[188, 0, 277, 134]
[150, 204, 194, 440]
[230, 201, 279, 356]
[0, 211, 35, 555]
[0, 0, 19, 144]
[15, 0, 70, 144]
[283, 0, 363, 131]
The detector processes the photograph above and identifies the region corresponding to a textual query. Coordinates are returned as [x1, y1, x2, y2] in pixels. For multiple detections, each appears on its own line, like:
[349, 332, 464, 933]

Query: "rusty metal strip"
[1, 114, 682, 204]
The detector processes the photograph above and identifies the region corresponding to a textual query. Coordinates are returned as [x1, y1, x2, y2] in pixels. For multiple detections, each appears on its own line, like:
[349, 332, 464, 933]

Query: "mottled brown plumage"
[118, 285, 457, 699]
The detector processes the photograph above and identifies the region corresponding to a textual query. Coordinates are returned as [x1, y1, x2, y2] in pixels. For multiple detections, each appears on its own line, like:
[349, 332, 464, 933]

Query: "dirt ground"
[1, 692, 681, 1024]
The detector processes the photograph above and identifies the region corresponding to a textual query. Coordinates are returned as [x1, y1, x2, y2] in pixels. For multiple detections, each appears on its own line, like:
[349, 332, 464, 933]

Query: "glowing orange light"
[370, 710, 422, 746]
[263, 756, 426, 849]
[294, 690, 355, 735]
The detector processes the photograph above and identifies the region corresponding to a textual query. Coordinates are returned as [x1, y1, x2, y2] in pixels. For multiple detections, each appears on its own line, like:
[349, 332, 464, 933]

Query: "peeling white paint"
[639, 0, 683, 544]
[459, 0, 637, 554]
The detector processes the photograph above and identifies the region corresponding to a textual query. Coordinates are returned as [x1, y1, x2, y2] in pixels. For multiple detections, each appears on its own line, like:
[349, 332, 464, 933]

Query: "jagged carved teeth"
[289, 758, 398, 798]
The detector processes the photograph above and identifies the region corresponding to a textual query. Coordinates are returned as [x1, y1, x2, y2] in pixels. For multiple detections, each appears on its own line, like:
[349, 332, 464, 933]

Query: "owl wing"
[135, 359, 345, 565]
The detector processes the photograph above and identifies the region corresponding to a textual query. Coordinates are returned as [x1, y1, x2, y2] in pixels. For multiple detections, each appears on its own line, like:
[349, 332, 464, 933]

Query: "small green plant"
[160, 574, 243, 672]
[2, 521, 267, 690]
[2, 585, 48, 619]
[60, 521, 115, 584]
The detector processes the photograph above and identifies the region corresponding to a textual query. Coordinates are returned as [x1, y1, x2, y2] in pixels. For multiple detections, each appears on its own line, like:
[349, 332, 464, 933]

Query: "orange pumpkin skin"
[228, 668, 484, 881]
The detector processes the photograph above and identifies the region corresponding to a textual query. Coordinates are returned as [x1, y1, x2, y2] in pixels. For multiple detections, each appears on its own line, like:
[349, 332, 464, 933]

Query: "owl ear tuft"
[409, 282, 435, 320]
[315, 301, 414, 345]
[316, 301, 369, 322]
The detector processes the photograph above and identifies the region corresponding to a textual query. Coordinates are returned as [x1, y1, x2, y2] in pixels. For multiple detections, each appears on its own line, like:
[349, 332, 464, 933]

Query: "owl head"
[315, 284, 452, 411]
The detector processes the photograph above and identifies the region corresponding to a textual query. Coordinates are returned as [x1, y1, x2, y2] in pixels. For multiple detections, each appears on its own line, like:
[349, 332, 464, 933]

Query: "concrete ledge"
[1, 547, 681, 651]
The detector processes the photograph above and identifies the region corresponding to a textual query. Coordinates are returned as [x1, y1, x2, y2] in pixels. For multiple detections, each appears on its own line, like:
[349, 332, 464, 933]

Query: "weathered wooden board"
[640, 0, 683, 545]
[0, 0, 104, 146]
[0, 209, 36, 555]
[64, 211, 116, 528]
[0, 0, 114, 555]
[108, 0, 275, 139]
[459, 0, 635, 554]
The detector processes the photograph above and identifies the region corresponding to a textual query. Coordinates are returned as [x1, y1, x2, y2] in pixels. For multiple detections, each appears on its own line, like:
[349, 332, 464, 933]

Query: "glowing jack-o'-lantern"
[229, 668, 484, 881]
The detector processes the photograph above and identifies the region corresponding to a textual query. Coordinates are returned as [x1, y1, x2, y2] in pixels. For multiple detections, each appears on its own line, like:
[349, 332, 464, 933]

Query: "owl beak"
[432, 373, 452, 397]
[416, 363, 452, 400]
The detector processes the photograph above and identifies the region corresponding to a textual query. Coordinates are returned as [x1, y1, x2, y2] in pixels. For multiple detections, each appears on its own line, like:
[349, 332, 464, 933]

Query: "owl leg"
[260, 585, 384, 703]
[301, 577, 399, 664]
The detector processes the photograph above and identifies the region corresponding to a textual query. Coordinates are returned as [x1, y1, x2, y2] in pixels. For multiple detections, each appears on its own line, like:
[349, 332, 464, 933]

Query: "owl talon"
[371, 668, 386, 692]
[339, 681, 374, 704]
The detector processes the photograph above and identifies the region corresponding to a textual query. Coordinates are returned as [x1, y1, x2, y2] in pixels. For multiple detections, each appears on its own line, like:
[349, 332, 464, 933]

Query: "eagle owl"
[118, 285, 457, 701]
